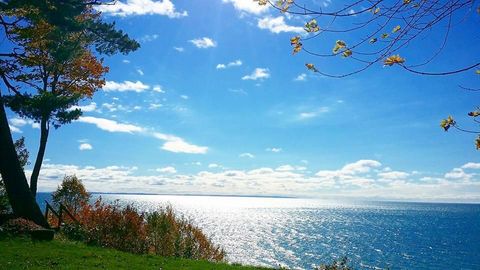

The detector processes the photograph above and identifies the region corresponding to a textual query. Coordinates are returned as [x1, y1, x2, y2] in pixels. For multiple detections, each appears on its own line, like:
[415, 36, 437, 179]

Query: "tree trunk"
[30, 116, 49, 198]
[0, 96, 48, 227]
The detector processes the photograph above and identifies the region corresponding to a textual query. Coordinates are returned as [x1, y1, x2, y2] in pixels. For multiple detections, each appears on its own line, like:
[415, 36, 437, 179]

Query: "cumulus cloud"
[461, 162, 480, 169]
[239, 153, 255, 158]
[152, 85, 165, 93]
[377, 171, 410, 180]
[33, 160, 480, 201]
[156, 166, 177, 174]
[266, 147, 282, 153]
[139, 34, 159, 43]
[222, 0, 269, 15]
[78, 116, 144, 133]
[103, 80, 150, 92]
[173, 46, 184, 52]
[294, 73, 307, 81]
[153, 132, 208, 154]
[96, 0, 187, 18]
[189, 37, 217, 49]
[79, 143, 93, 151]
[77, 116, 207, 154]
[257, 16, 304, 34]
[298, 107, 329, 120]
[9, 117, 40, 132]
[242, 68, 270, 80]
[9, 124, 22, 133]
[216, 59, 242, 69]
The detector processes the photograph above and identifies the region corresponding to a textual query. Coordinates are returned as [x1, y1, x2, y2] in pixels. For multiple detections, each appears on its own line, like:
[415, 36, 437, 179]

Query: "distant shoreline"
[36, 192, 480, 205]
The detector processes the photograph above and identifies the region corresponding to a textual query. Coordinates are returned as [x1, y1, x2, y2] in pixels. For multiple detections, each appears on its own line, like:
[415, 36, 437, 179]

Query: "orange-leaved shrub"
[50, 176, 224, 261]
[58, 198, 224, 261]
[146, 206, 225, 261]
[75, 198, 148, 254]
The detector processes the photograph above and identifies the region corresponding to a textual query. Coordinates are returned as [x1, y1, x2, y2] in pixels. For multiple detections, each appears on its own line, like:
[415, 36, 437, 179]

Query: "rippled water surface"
[38, 194, 480, 269]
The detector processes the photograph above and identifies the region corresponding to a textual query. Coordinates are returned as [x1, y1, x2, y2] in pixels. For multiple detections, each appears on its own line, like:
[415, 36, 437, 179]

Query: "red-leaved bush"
[56, 198, 225, 261]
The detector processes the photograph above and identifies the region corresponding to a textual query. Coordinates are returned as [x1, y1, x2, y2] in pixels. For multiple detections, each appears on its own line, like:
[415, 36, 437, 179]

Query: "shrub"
[146, 206, 225, 261]
[75, 198, 148, 254]
[57, 198, 225, 261]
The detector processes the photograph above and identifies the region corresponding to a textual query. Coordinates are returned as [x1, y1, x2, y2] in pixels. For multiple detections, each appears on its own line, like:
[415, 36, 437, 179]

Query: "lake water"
[37, 193, 480, 270]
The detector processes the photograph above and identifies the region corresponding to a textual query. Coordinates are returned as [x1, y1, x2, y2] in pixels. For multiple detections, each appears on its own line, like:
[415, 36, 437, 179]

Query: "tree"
[0, 0, 139, 226]
[260, 0, 480, 148]
[52, 175, 90, 215]
[0, 137, 29, 213]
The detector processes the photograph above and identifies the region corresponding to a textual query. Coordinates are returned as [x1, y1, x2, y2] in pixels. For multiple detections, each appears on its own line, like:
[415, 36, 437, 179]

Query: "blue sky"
[5, 0, 480, 201]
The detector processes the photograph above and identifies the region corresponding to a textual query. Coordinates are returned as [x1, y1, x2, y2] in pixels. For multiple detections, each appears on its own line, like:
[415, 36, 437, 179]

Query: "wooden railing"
[44, 200, 79, 230]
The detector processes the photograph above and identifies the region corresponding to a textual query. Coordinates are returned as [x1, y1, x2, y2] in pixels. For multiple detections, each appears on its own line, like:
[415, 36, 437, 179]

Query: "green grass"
[0, 236, 270, 270]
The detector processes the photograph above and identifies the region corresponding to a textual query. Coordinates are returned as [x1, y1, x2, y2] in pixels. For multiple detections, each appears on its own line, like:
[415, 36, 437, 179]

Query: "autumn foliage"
[60, 199, 226, 261]
[48, 177, 224, 261]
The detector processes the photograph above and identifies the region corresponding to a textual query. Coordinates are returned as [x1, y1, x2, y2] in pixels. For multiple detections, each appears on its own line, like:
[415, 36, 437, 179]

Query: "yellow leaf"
[305, 63, 318, 72]
[373, 7, 380, 14]
[392, 25, 401, 33]
[403, 0, 411, 4]
[476, 69, 480, 75]
[384, 55, 405, 66]
[381, 33, 389, 39]
[342, 49, 352, 58]
[304, 19, 320, 33]
[292, 43, 302, 54]
[476, 136, 480, 150]
[290, 36, 300, 45]
[332, 40, 347, 54]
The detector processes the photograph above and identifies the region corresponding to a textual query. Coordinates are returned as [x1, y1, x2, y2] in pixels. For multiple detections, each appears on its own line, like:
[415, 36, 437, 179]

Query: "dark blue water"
[37, 193, 480, 269]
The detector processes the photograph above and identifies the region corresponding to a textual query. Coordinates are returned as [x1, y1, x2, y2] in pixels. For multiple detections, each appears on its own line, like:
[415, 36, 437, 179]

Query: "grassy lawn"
[0, 237, 270, 270]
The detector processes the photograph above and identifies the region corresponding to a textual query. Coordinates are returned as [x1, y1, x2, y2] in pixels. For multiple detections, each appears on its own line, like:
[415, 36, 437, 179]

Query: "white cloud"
[96, 0, 187, 18]
[242, 68, 270, 80]
[173, 47, 184, 52]
[208, 163, 220, 168]
[153, 132, 208, 154]
[149, 103, 163, 110]
[266, 147, 282, 153]
[298, 107, 329, 120]
[70, 102, 97, 112]
[294, 73, 307, 81]
[156, 166, 177, 174]
[77, 116, 207, 154]
[180, 95, 189, 100]
[189, 37, 217, 49]
[139, 34, 159, 43]
[9, 117, 39, 130]
[9, 124, 22, 133]
[239, 153, 255, 158]
[152, 85, 165, 93]
[222, 0, 269, 15]
[461, 162, 480, 169]
[33, 161, 480, 201]
[377, 171, 409, 180]
[257, 16, 304, 34]
[216, 59, 242, 69]
[122, 59, 130, 64]
[78, 116, 143, 133]
[79, 143, 93, 151]
[103, 80, 150, 92]
[445, 168, 472, 180]
[136, 69, 144, 76]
